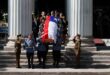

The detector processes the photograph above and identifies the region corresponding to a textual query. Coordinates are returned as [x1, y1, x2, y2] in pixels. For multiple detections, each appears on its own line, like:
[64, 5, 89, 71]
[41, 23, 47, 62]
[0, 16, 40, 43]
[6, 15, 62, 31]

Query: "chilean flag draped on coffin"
[42, 16, 58, 43]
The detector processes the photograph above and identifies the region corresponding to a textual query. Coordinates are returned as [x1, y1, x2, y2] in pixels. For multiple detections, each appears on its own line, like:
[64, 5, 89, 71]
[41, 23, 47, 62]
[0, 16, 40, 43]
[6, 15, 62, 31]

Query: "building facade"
[8, 0, 93, 39]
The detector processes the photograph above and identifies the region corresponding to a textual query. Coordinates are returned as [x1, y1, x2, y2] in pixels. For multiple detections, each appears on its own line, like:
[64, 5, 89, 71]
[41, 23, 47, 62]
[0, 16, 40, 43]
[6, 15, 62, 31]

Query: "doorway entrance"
[93, 0, 110, 38]
[35, 0, 66, 15]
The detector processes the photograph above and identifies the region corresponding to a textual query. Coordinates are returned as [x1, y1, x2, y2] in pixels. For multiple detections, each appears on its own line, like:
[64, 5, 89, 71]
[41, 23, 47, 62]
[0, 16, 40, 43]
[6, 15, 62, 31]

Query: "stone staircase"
[65, 38, 110, 68]
[1, 38, 110, 68]
[0, 38, 110, 75]
[0, 45, 66, 68]
[0, 39, 6, 49]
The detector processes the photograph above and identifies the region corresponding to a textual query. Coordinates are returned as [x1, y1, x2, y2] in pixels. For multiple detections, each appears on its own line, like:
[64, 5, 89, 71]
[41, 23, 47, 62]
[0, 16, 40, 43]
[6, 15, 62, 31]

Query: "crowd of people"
[15, 10, 68, 69]
[32, 10, 68, 43]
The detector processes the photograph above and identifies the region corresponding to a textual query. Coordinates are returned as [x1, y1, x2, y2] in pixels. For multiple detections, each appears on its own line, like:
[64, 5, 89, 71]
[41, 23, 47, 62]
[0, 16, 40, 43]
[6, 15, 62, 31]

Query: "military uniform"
[24, 38, 35, 68]
[74, 37, 81, 68]
[15, 39, 22, 68]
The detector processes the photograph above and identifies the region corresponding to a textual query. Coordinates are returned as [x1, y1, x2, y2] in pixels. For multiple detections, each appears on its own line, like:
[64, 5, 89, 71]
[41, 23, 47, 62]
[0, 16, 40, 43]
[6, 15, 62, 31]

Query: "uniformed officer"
[24, 34, 35, 68]
[73, 34, 81, 68]
[15, 34, 22, 68]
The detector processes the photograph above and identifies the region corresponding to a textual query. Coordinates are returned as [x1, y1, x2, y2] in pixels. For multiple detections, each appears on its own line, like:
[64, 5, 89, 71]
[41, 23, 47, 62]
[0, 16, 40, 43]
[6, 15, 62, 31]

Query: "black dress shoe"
[28, 66, 31, 69]
[42, 64, 46, 68]
[31, 65, 34, 69]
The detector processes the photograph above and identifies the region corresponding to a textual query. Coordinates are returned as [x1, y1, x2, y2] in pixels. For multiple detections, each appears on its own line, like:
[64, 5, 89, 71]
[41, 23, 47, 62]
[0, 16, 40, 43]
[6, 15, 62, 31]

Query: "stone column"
[66, 0, 93, 39]
[8, 0, 32, 40]
[32, 0, 35, 12]
[83, 0, 93, 37]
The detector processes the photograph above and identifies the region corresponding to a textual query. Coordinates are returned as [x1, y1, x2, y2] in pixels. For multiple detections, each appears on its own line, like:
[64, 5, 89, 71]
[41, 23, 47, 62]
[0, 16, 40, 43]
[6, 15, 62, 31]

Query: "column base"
[5, 41, 15, 48]
[5, 36, 24, 49]
[4, 36, 16, 49]
[8, 36, 16, 41]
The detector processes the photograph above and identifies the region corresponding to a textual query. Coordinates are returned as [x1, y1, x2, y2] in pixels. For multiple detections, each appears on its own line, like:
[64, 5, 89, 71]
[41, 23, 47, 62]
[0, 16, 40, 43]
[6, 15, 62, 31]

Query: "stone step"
[1, 68, 110, 75]
[1, 58, 110, 64]
[0, 55, 65, 59]
[2, 68, 110, 73]
[66, 39, 95, 47]
[65, 55, 110, 60]
[1, 49, 110, 57]
[1, 54, 110, 59]
[1, 49, 110, 54]
[1, 54, 110, 62]
[0, 63, 66, 68]
[1, 50, 110, 58]
[0, 50, 66, 55]
[0, 49, 66, 54]
[1, 62, 110, 68]
[66, 63, 110, 68]
[4, 45, 65, 51]
[80, 63, 110, 68]
[65, 47, 97, 51]
[65, 50, 110, 56]
[81, 55, 110, 60]
[64, 59, 110, 63]
[0, 57, 65, 63]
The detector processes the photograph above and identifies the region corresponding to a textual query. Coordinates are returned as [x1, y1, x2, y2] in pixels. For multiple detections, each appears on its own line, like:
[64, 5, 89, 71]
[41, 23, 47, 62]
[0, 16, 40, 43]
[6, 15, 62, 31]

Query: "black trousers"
[75, 49, 80, 67]
[16, 50, 21, 68]
[53, 50, 61, 66]
[37, 51, 47, 66]
[26, 52, 34, 68]
[45, 43, 49, 56]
